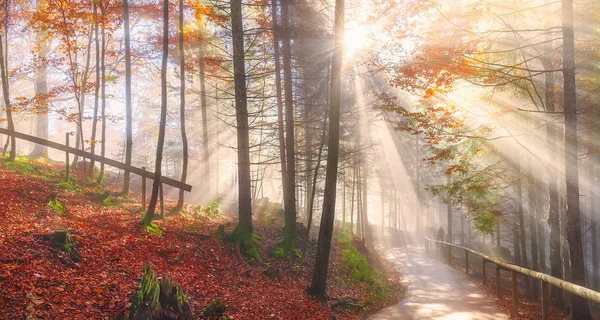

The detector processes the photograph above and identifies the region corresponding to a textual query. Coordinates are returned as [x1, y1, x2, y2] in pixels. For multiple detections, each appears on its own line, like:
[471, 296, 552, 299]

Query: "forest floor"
[0, 156, 405, 319]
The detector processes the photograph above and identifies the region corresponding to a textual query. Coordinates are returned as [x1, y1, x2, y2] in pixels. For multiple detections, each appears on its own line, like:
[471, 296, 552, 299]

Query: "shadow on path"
[369, 245, 507, 320]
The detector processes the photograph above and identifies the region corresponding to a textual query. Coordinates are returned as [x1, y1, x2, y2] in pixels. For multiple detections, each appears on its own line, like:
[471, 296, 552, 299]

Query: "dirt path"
[369, 245, 507, 320]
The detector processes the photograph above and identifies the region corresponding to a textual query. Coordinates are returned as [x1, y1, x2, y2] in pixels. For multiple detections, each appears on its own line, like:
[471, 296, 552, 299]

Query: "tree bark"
[0, 32, 15, 161]
[96, 7, 107, 184]
[543, 21, 564, 309]
[281, 0, 297, 249]
[30, 0, 49, 158]
[176, 0, 188, 210]
[308, 0, 344, 299]
[562, 0, 591, 317]
[122, 0, 133, 195]
[447, 175, 452, 243]
[271, 0, 287, 222]
[89, 1, 100, 176]
[144, 0, 169, 223]
[229, 0, 255, 256]
[199, 33, 210, 196]
[528, 169, 539, 298]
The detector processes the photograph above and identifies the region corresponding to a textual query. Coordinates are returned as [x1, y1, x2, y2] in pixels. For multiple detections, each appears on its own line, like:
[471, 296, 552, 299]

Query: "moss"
[103, 197, 121, 207]
[58, 180, 81, 193]
[52, 230, 74, 254]
[129, 265, 161, 320]
[230, 225, 259, 260]
[144, 223, 164, 237]
[129, 265, 192, 320]
[202, 298, 228, 319]
[159, 277, 192, 319]
[2, 156, 38, 175]
[48, 197, 67, 215]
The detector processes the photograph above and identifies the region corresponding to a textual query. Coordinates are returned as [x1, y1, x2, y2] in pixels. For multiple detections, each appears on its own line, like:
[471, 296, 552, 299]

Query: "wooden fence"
[0, 128, 192, 192]
[425, 236, 600, 319]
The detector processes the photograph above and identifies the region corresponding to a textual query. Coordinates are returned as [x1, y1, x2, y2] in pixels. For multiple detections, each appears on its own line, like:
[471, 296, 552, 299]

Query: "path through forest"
[369, 245, 507, 320]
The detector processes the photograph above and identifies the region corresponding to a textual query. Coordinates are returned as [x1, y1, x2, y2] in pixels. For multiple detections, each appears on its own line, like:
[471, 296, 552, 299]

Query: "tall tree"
[89, 0, 101, 176]
[271, 0, 287, 220]
[229, 0, 256, 257]
[280, 0, 297, 249]
[143, 0, 169, 224]
[96, 2, 107, 184]
[562, 0, 591, 317]
[30, 0, 49, 158]
[0, 32, 15, 161]
[198, 33, 209, 196]
[308, 0, 344, 300]
[122, 0, 133, 195]
[176, 0, 189, 211]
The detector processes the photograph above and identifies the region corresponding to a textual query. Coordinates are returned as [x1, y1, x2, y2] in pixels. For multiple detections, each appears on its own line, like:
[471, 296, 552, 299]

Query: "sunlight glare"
[344, 25, 370, 56]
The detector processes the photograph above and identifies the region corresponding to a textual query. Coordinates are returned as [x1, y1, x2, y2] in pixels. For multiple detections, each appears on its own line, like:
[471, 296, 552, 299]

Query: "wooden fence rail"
[0, 128, 192, 192]
[425, 236, 600, 319]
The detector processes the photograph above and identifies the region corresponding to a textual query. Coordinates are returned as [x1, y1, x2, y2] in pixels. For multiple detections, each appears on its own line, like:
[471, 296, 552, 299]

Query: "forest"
[0, 0, 599, 319]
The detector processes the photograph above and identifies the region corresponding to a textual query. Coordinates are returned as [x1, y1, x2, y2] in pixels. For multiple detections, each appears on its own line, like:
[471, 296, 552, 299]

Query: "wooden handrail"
[0, 128, 192, 191]
[425, 236, 600, 303]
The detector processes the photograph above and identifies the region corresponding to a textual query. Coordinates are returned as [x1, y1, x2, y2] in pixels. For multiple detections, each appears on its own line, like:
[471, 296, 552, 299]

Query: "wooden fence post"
[141, 167, 146, 211]
[495, 265, 501, 297]
[511, 270, 518, 316]
[65, 133, 70, 181]
[541, 281, 550, 320]
[448, 244, 452, 265]
[465, 249, 469, 274]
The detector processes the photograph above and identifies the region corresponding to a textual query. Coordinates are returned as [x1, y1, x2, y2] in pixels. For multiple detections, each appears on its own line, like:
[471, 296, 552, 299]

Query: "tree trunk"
[350, 163, 355, 234]
[89, 1, 100, 176]
[176, 0, 188, 210]
[528, 169, 539, 298]
[544, 25, 564, 310]
[30, 0, 49, 158]
[144, 0, 169, 224]
[229, 0, 255, 256]
[562, 0, 591, 316]
[0, 32, 15, 161]
[271, 0, 287, 221]
[199, 33, 210, 196]
[308, 0, 344, 299]
[122, 0, 133, 195]
[515, 160, 530, 294]
[96, 8, 107, 184]
[281, 0, 297, 249]
[447, 175, 452, 243]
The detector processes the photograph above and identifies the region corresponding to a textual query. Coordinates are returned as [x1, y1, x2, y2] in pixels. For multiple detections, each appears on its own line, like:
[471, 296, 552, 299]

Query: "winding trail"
[369, 245, 507, 320]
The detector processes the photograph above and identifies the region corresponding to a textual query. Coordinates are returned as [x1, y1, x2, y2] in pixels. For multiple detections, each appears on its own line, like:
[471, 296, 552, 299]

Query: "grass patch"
[2, 156, 39, 175]
[58, 180, 82, 193]
[341, 246, 374, 283]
